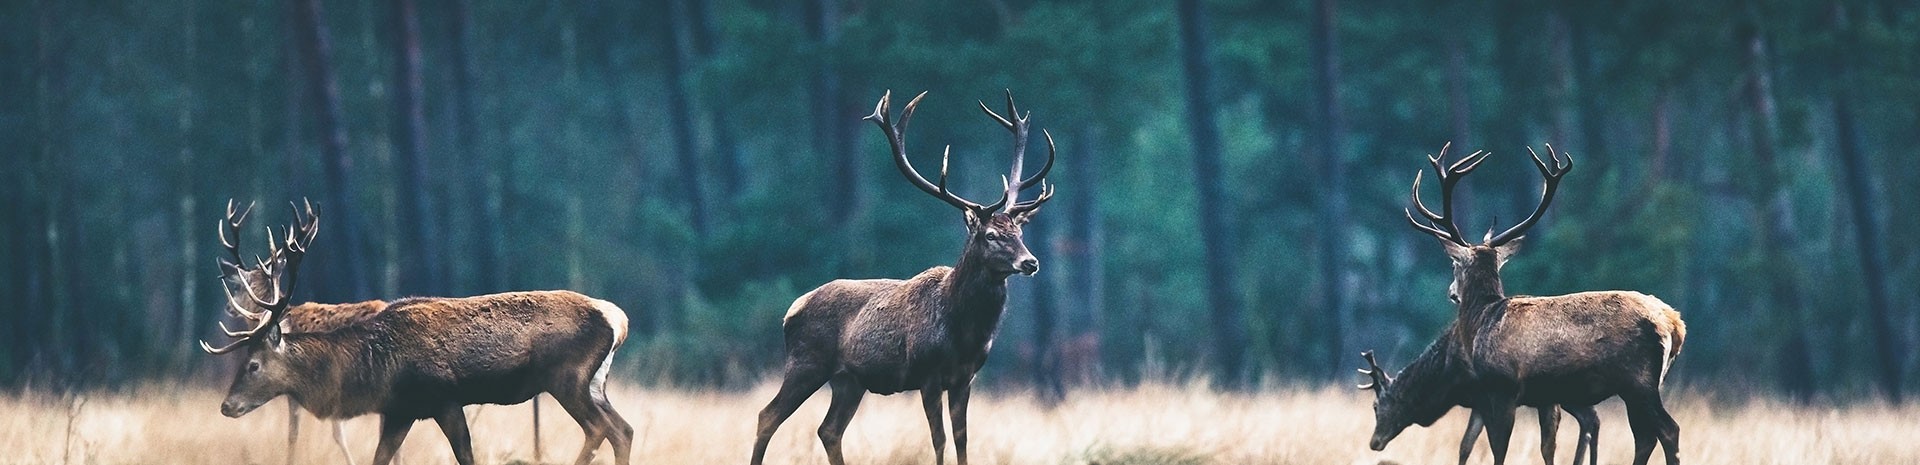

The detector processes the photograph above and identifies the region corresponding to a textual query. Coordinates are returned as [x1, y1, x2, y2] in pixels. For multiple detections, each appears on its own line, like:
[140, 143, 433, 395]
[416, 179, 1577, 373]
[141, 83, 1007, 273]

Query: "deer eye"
[247, 361, 262, 373]
[984, 231, 1001, 241]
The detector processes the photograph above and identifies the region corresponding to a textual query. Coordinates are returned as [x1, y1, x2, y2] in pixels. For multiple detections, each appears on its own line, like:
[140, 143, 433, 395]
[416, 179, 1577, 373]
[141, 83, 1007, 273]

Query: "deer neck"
[946, 248, 1012, 346]
[277, 329, 391, 418]
[1454, 264, 1507, 315]
[1386, 332, 1470, 427]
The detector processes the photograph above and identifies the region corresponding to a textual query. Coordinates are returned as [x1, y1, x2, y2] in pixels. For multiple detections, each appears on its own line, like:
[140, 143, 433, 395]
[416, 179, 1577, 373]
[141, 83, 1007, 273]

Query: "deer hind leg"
[553, 387, 614, 465]
[589, 386, 634, 465]
[750, 367, 831, 465]
[1563, 404, 1600, 465]
[818, 375, 867, 465]
[1622, 392, 1666, 465]
[1537, 405, 1562, 465]
[921, 387, 947, 465]
[1458, 410, 1484, 465]
[433, 406, 477, 465]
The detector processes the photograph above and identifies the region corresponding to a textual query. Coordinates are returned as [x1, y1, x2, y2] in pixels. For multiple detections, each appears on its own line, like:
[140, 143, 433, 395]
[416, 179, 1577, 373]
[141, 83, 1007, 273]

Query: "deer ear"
[963, 208, 985, 230]
[1439, 239, 1473, 263]
[1494, 237, 1523, 267]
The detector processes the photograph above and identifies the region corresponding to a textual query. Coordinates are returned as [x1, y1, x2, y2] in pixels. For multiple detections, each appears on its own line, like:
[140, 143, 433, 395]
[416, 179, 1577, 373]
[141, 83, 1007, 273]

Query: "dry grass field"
[2, 380, 1916, 465]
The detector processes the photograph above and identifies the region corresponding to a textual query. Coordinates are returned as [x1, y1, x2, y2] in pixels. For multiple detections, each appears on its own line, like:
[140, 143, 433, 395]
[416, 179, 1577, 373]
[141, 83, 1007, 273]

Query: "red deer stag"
[216, 201, 549, 465]
[1359, 144, 1686, 465]
[201, 200, 633, 465]
[749, 90, 1056, 465]
[215, 200, 383, 465]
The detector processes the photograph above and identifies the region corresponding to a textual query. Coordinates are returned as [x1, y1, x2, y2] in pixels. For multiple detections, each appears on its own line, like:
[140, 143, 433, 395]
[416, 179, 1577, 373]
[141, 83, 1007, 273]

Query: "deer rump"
[1462, 291, 1685, 403]
[783, 267, 997, 395]
[292, 290, 624, 420]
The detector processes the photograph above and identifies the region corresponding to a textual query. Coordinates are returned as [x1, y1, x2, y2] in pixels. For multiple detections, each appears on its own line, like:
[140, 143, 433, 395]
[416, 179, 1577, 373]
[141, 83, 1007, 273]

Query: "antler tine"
[1007, 180, 1055, 215]
[868, 91, 994, 212]
[1485, 145, 1573, 246]
[982, 90, 1033, 210]
[200, 338, 250, 355]
[1356, 350, 1392, 393]
[219, 277, 266, 320]
[1406, 143, 1491, 245]
[220, 199, 255, 265]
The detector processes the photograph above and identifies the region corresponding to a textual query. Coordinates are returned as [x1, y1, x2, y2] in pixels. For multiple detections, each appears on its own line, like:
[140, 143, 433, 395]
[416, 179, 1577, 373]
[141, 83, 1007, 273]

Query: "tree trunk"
[294, 0, 370, 301]
[449, 0, 500, 294]
[1827, 1, 1902, 403]
[1311, 0, 1354, 378]
[173, 0, 201, 370]
[1740, 19, 1816, 401]
[391, 0, 441, 296]
[688, 0, 743, 199]
[1028, 212, 1062, 403]
[664, 0, 710, 237]
[1063, 124, 1104, 386]
[1175, 0, 1247, 387]
[1649, 82, 1672, 183]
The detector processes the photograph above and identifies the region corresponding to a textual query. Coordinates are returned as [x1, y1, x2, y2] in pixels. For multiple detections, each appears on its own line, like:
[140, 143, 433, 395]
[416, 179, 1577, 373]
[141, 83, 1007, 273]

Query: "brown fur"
[217, 290, 633, 465]
[752, 210, 1039, 465]
[1370, 240, 1687, 465]
[283, 300, 389, 333]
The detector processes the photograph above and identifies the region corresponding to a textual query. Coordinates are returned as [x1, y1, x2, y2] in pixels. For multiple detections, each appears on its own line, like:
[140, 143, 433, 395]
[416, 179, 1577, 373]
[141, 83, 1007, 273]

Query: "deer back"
[283, 300, 389, 334]
[1465, 291, 1684, 397]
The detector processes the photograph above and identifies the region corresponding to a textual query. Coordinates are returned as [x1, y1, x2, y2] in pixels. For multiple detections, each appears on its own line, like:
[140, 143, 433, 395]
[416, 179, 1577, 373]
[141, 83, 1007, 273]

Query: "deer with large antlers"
[213, 201, 553, 465]
[1359, 144, 1687, 465]
[202, 200, 634, 465]
[749, 90, 1056, 465]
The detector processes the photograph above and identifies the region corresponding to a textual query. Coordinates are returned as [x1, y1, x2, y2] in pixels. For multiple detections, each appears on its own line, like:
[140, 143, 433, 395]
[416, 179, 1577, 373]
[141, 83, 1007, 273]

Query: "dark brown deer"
[1361, 144, 1687, 465]
[749, 90, 1056, 465]
[1359, 349, 1601, 465]
[201, 201, 634, 465]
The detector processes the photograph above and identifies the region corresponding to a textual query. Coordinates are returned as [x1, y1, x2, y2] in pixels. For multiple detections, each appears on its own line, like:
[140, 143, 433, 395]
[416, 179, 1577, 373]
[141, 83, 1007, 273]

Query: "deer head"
[1357, 349, 1462, 451]
[201, 199, 319, 418]
[865, 90, 1055, 276]
[1405, 143, 1571, 307]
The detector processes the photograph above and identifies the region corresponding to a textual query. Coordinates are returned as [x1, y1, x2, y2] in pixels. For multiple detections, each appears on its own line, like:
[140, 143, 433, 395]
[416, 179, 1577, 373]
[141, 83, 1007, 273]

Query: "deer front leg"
[434, 406, 476, 465]
[370, 415, 414, 465]
[922, 387, 947, 465]
[331, 420, 359, 465]
[1563, 404, 1599, 465]
[1537, 405, 1561, 465]
[287, 399, 301, 465]
[1478, 393, 1519, 465]
[948, 382, 972, 465]
[1458, 410, 1484, 465]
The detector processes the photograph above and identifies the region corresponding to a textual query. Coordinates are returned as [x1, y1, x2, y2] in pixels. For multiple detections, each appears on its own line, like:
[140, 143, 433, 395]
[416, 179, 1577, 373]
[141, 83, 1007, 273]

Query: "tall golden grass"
[2, 380, 1914, 464]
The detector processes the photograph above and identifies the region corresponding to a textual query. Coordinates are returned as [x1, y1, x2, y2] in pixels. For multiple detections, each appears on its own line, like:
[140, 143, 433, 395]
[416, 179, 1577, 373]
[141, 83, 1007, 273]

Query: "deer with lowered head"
[749, 90, 1056, 465]
[1359, 144, 1687, 465]
[201, 200, 634, 465]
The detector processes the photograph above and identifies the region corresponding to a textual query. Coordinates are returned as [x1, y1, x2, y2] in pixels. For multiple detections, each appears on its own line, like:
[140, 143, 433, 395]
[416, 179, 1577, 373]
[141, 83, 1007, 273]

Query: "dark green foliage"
[1, 0, 1916, 401]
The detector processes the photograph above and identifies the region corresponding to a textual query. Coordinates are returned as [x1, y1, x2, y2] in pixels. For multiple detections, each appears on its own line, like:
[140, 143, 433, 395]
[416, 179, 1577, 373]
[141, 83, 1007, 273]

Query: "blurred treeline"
[1, 0, 1915, 402]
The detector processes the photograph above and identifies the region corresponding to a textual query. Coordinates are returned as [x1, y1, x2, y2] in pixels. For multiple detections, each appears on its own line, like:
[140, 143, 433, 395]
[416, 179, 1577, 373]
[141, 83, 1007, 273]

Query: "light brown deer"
[749, 90, 1056, 465]
[201, 200, 633, 465]
[1360, 144, 1686, 465]
[214, 201, 547, 465]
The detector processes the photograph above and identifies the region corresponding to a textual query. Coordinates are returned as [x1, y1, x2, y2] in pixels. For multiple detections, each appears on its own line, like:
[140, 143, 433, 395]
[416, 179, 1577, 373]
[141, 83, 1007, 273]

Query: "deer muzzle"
[220, 398, 264, 418]
[1016, 257, 1039, 275]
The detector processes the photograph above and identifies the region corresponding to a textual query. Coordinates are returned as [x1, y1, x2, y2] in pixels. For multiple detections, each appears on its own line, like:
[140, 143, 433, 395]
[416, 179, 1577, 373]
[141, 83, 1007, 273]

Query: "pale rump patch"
[1633, 292, 1684, 385]
[592, 298, 630, 348]
[589, 299, 629, 402]
[782, 289, 818, 324]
